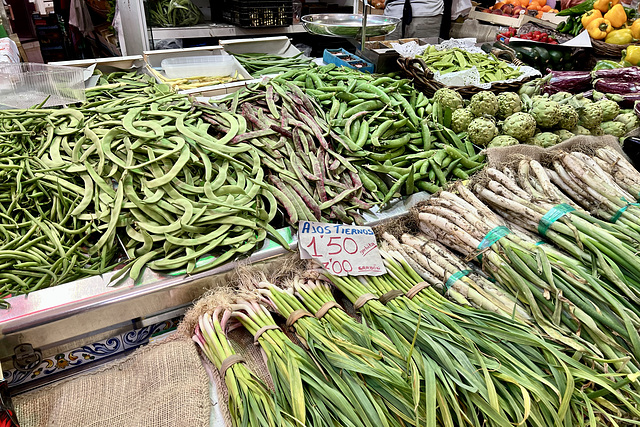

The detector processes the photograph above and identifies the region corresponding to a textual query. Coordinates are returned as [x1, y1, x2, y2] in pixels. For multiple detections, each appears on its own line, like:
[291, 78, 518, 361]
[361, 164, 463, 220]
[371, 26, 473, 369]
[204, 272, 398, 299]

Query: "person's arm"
[368, 0, 386, 9]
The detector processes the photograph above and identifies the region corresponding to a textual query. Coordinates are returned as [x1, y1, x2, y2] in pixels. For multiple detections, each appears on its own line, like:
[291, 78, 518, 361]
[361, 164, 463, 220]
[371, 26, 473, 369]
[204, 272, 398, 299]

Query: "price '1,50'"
[305, 236, 359, 257]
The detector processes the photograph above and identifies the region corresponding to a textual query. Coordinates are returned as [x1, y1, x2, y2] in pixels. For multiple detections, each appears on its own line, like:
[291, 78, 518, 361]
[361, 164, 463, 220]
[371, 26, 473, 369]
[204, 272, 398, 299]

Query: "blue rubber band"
[611, 197, 640, 223]
[537, 203, 575, 237]
[477, 226, 511, 261]
[444, 269, 472, 293]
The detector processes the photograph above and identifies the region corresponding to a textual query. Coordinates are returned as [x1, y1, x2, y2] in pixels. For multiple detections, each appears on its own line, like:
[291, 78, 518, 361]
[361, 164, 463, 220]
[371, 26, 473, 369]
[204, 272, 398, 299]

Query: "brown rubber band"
[405, 282, 430, 299]
[286, 309, 314, 329]
[379, 289, 404, 305]
[353, 293, 378, 310]
[315, 301, 342, 319]
[253, 325, 282, 345]
[220, 355, 245, 378]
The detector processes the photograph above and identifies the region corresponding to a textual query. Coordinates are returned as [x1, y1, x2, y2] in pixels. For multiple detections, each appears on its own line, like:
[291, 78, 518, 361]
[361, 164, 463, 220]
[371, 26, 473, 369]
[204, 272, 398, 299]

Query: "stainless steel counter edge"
[0, 192, 429, 342]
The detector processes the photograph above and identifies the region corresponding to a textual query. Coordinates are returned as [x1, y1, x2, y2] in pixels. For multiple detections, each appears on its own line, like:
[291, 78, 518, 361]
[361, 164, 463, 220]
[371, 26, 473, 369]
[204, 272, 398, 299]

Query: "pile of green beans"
[212, 79, 375, 226]
[419, 47, 522, 83]
[0, 72, 280, 301]
[271, 64, 485, 202]
[234, 53, 313, 77]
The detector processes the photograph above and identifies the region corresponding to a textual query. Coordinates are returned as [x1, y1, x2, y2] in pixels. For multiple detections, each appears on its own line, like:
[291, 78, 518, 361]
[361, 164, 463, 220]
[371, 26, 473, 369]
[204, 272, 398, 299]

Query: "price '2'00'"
[305, 235, 359, 275]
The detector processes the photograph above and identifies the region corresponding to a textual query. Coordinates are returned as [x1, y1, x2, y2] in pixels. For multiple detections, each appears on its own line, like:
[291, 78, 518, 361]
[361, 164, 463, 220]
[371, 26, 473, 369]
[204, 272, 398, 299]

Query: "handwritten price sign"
[298, 221, 387, 276]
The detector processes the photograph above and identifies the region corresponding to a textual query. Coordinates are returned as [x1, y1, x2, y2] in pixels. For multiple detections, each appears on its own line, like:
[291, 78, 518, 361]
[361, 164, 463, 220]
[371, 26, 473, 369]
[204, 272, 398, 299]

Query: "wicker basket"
[397, 56, 531, 99]
[592, 38, 635, 58]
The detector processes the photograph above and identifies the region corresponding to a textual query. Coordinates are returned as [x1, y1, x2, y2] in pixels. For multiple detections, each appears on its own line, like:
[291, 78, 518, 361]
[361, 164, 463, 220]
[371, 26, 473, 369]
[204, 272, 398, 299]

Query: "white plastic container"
[161, 55, 237, 79]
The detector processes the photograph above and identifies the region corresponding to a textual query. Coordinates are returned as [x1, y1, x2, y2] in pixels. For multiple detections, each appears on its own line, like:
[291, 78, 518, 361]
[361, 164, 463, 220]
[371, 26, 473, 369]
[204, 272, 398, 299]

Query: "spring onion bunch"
[193, 308, 290, 427]
[230, 298, 383, 427]
[256, 280, 420, 427]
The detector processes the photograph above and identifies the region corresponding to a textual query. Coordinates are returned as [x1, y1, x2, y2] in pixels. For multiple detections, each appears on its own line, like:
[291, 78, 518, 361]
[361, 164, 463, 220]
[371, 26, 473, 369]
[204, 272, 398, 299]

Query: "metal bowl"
[301, 14, 401, 38]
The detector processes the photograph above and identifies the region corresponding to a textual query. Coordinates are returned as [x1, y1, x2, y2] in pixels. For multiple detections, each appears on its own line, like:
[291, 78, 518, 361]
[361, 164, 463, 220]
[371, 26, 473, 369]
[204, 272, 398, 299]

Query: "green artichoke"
[557, 104, 579, 130]
[550, 92, 573, 103]
[502, 112, 537, 142]
[496, 92, 522, 119]
[531, 99, 561, 128]
[601, 121, 627, 137]
[529, 132, 561, 148]
[614, 112, 639, 133]
[595, 99, 620, 122]
[468, 117, 498, 146]
[469, 91, 499, 117]
[488, 135, 519, 148]
[571, 125, 591, 135]
[451, 108, 476, 134]
[579, 103, 603, 130]
[433, 88, 463, 110]
[553, 129, 575, 141]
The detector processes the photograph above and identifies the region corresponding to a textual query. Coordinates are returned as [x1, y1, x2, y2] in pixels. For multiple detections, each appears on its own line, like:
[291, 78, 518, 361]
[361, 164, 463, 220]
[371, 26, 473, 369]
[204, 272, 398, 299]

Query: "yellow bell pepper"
[587, 18, 613, 39]
[623, 45, 640, 65]
[604, 4, 627, 28]
[632, 19, 640, 39]
[593, 0, 620, 13]
[581, 9, 603, 29]
[605, 28, 633, 44]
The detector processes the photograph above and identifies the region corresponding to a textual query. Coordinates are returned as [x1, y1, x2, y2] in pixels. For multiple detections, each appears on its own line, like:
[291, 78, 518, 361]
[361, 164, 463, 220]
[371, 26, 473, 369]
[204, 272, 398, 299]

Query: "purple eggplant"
[593, 67, 640, 81]
[594, 79, 640, 95]
[543, 70, 592, 94]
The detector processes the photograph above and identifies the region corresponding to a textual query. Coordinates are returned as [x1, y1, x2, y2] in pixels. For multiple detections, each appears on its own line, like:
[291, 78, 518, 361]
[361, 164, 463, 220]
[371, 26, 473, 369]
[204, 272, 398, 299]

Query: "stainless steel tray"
[0, 193, 429, 363]
[301, 14, 400, 38]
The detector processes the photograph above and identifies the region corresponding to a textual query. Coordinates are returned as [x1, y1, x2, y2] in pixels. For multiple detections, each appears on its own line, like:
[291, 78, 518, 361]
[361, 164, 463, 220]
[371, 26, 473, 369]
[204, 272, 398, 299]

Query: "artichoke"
[469, 91, 499, 117]
[496, 92, 522, 119]
[557, 104, 579, 130]
[601, 121, 627, 137]
[468, 117, 498, 146]
[571, 125, 591, 135]
[451, 108, 476, 134]
[553, 129, 575, 141]
[579, 103, 603, 130]
[502, 112, 537, 142]
[549, 92, 573, 103]
[531, 99, 561, 128]
[595, 99, 620, 122]
[614, 112, 639, 133]
[433, 88, 463, 110]
[488, 135, 519, 148]
[529, 132, 561, 148]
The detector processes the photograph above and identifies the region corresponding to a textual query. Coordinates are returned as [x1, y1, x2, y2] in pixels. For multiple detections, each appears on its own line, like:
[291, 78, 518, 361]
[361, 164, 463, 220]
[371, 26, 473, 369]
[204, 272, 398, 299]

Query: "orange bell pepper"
[632, 19, 640, 39]
[581, 9, 603, 29]
[604, 4, 627, 28]
[593, 0, 620, 13]
[587, 18, 613, 39]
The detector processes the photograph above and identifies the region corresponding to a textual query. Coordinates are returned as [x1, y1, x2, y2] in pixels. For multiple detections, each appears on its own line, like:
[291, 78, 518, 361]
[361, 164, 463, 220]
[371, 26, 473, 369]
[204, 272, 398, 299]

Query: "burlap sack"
[485, 135, 627, 169]
[14, 335, 210, 427]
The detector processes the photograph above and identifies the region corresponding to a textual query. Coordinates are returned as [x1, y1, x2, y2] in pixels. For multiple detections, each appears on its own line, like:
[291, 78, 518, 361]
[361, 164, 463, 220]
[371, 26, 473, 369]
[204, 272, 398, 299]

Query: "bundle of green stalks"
[229, 297, 388, 427]
[325, 252, 640, 425]
[193, 307, 294, 427]
[471, 162, 640, 341]
[255, 279, 422, 427]
[413, 184, 640, 400]
[325, 262, 612, 427]
[591, 145, 640, 201]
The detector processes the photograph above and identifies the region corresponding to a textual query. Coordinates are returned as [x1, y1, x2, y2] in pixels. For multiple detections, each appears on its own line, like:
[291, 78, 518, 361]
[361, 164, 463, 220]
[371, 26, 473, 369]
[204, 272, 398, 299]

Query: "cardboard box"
[22, 41, 44, 63]
[359, 37, 442, 73]
[468, 7, 528, 27]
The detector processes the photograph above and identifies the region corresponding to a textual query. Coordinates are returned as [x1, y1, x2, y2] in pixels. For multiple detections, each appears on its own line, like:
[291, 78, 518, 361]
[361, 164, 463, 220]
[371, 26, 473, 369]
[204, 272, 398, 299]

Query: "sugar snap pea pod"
[428, 158, 448, 187]
[371, 119, 394, 147]
[443, 145, 482, 169]
[343, 100, 383, 119]
[356, 82, 391, 104]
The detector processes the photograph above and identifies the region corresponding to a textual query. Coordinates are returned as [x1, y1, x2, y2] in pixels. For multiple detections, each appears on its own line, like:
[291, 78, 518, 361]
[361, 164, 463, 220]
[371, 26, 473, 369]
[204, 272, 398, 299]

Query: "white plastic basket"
[0, 63, 86, 109]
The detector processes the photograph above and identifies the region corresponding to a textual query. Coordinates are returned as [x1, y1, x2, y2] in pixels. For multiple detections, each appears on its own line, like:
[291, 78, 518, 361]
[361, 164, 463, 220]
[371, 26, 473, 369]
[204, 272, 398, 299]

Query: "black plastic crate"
[222, 0, 293, 28]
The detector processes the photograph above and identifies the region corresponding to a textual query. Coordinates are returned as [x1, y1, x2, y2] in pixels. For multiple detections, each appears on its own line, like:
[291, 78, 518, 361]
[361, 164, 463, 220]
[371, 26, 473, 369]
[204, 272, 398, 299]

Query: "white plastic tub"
[161, 55, 237, 79]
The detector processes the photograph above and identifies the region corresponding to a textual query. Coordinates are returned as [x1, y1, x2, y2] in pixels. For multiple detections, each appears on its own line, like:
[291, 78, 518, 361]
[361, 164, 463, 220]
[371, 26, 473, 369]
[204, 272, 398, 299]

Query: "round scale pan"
[301, 14, 401, 38]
